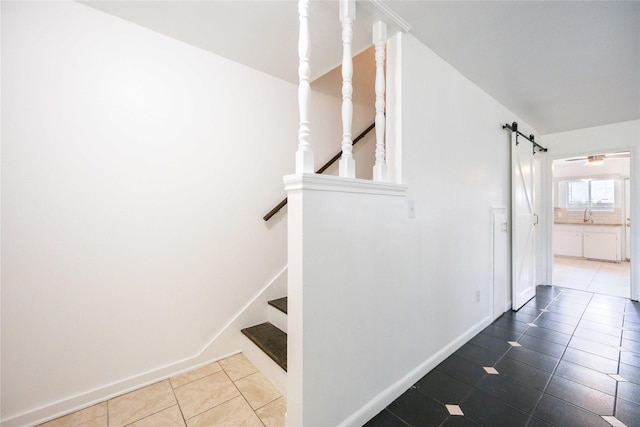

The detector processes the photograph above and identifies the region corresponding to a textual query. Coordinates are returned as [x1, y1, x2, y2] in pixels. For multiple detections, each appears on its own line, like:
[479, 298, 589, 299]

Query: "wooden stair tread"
[241, 322, 287, 371]
[268, 297, 288, 314]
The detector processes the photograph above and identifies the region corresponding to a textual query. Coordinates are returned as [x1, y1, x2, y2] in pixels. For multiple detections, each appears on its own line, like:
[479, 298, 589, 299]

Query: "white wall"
[310, 46, 377, 180]
[1, 2, 300, 424]
[309, 90, 376, 180]
[395, 32, 538, 326]
[543, 120, 639, 156]
[286, 32, 540, 426]
[553, 157, 630, 179]
[541, 120, 640, 299]
[286, 176, 412, 427]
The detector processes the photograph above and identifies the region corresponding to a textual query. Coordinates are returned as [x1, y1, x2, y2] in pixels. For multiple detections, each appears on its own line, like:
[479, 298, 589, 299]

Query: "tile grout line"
[453, 289, 564, 427]
[368, 286, 636, 427]
[170, 359, 270, 425]
[179, 359, 262, 424]
[521, 289, 589, 427]
[489, 289, 558, 372]
[384, 405, 414, 426]
[524, 289, 626, 427]
[39, 355, 286, 427]
[117, 381, 178, 427]
[212, 364, 277, 425]
[585, 261, 606, 293]
[224, 367, 268, 427]
[169, 364, 234, 425]
[437, 371, 477, 427]
[120, 404, 181, 427]
[167, 381, 188, 427]
[219, 369, 262, 425]
[452, 288, 568, 426]
[611, 304, 629, 419]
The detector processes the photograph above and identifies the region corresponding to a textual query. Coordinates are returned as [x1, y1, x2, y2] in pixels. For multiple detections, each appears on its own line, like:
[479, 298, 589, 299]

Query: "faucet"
[583, 208, 593, 223]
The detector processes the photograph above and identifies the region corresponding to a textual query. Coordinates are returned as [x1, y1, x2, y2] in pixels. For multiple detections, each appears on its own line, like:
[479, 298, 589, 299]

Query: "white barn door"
[511, 133, 537, 310]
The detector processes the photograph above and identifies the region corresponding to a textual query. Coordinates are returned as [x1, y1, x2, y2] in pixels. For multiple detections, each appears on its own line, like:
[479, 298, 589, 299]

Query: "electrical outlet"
[475, 290, 481, 302]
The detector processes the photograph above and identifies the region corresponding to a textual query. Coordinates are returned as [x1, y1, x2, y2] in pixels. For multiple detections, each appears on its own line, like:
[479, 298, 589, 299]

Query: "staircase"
[241, 297, 287, 371]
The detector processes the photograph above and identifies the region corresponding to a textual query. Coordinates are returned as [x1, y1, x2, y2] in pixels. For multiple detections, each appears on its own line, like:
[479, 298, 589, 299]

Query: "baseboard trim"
[337, 314, 493, 427]
[2, 351, 240, 427]
[2, 267, 288, 427]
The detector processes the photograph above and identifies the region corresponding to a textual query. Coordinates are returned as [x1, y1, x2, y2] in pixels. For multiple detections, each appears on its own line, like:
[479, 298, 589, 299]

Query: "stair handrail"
[263, 122, 376, 221]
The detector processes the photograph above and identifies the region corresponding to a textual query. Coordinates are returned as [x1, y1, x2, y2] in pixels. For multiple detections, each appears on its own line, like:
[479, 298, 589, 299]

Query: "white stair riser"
[268, 305, 287, 333]
[241, 334, 287, 396]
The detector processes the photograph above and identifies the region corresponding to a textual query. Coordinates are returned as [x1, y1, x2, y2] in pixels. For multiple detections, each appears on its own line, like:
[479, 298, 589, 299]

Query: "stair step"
[241, 322, 287, 371]
[268, 297, 288, 314]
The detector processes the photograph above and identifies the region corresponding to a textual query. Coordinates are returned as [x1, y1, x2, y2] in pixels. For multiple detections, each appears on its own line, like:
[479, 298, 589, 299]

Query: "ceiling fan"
[563, 152, 630, 165]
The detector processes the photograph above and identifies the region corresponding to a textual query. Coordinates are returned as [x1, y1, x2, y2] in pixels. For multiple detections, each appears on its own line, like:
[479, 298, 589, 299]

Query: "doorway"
[551, 152, 631, 298]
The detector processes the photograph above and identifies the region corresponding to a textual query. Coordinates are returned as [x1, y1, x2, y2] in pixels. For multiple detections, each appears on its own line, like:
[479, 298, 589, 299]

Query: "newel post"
[338, 0, 356, 178]
[372, 21, 388, 182]
[296, 0, 314, 174]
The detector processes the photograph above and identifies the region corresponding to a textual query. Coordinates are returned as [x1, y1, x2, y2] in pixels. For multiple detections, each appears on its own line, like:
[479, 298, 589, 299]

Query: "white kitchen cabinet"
[554, 231, 583, 257]
[553, 224, 583, 257]
[583, 226, 621, 262]
[554, 224, 622, 261]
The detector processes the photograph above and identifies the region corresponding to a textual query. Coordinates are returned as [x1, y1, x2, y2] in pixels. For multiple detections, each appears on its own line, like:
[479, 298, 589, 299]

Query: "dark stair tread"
[268, 297, 288, 314]
[241, 322, 287, 371]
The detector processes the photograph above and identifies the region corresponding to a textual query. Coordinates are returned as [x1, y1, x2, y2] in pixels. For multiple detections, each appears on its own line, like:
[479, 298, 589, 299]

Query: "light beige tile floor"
[38, 353, 285, 427]
[553, 256, 631, 298]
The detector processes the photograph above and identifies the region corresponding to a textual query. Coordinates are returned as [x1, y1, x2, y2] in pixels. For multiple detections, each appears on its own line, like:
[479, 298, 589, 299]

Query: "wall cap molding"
[284, 173, 407, 196]
[367, 0, 412, 33]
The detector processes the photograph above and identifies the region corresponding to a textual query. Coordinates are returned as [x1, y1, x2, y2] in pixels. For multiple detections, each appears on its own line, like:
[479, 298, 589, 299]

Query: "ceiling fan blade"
[604, 152, 630, 159]
[564, 157, 588, 162]
[561, 152, 629, 162]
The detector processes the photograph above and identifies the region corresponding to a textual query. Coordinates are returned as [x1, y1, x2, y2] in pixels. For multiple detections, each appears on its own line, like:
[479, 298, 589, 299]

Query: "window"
[567, 179, 614, 210]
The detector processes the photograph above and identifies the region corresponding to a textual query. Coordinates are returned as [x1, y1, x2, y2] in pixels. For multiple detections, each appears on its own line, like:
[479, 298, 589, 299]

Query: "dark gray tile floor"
[364, 285, 640, 427]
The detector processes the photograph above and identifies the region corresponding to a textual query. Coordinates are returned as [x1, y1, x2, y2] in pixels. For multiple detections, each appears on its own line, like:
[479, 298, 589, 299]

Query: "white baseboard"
[2, 268, 288, 427]
[337, 314, 493, 427]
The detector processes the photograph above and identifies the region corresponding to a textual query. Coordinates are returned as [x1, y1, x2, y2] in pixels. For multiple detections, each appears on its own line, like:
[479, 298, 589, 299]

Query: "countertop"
[554, 222, 624, 226]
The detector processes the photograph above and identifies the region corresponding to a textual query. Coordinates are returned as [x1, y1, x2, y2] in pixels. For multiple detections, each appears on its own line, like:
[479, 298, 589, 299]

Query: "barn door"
[511, 132, 537, 310]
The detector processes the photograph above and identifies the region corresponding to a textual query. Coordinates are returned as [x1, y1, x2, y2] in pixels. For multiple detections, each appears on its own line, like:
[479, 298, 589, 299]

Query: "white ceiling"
[82, 0, 639, 135]
[81, 1, 389, 83]
[388, 1, 640, 135]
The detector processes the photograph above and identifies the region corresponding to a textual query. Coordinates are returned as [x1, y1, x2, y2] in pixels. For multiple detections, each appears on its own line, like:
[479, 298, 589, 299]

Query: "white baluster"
[296, 0, 314, 174]
[339, 0, 356, 178]
[372, 21, 388, 182]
